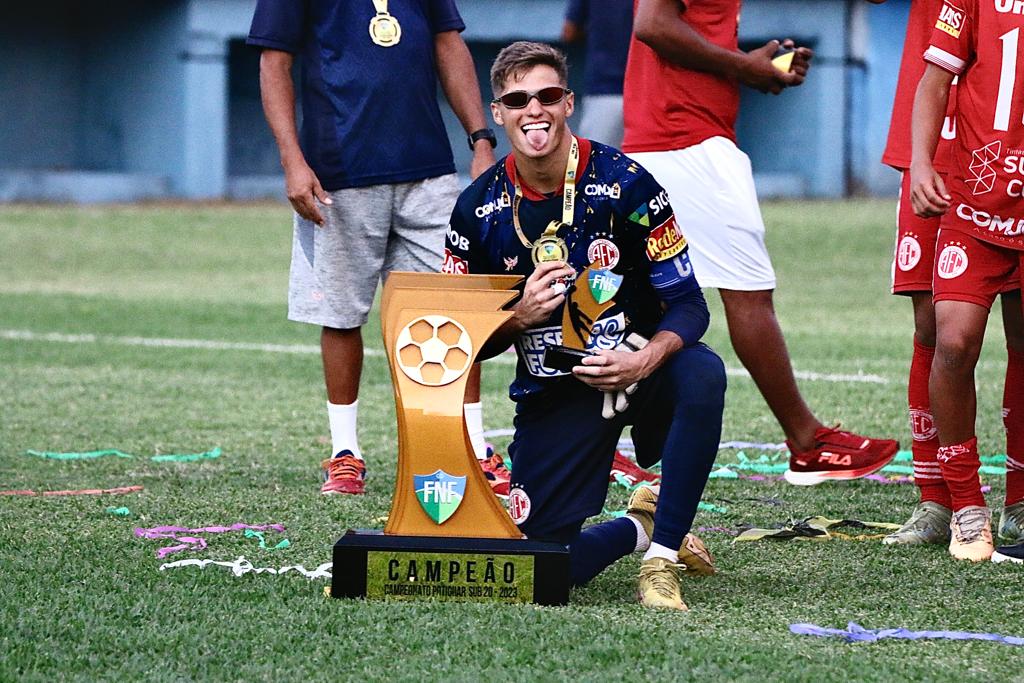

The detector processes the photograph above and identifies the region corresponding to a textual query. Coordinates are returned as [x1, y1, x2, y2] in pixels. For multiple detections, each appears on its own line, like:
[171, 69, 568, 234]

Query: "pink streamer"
[134, 523, 287, 558]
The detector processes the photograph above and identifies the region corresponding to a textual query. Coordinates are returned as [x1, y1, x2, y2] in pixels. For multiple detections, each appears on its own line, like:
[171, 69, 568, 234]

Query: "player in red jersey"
[911, 0, 1024, 561]
[873, 0, 1024, 548]
[623, 0, 900, 485]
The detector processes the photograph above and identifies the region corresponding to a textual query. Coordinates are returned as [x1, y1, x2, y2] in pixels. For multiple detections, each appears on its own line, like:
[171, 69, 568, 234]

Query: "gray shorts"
[288, 173, 460, 329]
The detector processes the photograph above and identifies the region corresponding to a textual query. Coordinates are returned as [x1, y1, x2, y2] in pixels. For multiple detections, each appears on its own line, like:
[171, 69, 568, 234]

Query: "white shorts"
[630, 137, 776, 291]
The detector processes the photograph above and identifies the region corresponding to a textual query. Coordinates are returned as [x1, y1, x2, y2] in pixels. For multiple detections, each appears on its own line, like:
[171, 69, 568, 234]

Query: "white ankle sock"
[327, 400, 362, 460]
[626, 514, 650, 552]
[643, 542, 678, 563]
[463, 402, 488, 460]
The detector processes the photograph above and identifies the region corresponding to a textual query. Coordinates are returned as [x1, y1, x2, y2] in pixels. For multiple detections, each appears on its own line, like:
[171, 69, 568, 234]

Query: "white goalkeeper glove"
[601, 332, 649, 420]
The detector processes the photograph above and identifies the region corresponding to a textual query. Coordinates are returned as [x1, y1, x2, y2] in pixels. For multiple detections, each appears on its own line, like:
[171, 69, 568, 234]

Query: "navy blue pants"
[507, 342, 726, 585]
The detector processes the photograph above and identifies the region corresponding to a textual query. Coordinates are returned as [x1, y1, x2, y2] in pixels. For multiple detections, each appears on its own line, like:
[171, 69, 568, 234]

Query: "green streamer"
[105, 506, 131, 516]
[244, 529, 290, 551]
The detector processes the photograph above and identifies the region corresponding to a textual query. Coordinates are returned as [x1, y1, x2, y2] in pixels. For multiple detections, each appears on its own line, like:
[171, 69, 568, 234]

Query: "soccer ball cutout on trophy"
[395, 315, 473, 387]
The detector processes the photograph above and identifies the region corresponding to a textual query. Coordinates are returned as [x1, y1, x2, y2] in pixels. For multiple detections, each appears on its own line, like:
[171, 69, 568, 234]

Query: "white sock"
[625, 514, 650, 552]
[463, 402, 488, 460]
[327, 400, 362, 460]
[643, 542, 678, 563]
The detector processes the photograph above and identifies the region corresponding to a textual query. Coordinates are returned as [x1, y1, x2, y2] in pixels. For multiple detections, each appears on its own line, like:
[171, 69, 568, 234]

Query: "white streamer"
[159, 555, 332, 580]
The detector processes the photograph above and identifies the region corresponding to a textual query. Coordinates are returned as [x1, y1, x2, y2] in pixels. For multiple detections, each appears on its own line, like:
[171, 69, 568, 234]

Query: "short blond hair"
[490, 41, 569, 96]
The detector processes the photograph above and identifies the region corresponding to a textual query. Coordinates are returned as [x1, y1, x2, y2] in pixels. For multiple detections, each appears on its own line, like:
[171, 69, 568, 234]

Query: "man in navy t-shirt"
[248, 0, 506, 496]
[445, 41, 727, 610]
[561, 0, 634, 146]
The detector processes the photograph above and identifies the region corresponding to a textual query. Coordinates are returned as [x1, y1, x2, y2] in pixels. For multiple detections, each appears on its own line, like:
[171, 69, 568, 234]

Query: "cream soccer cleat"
[948, 506, 994, 562]
[637, 557, 688, 611]
[997, 500, 1024, 543]
[882, 501, 952, 546]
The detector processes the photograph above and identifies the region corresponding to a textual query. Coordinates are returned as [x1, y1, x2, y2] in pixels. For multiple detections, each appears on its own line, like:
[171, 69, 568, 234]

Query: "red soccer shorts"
[893, 172, 941, 294]
[933, 227, 1024, 309]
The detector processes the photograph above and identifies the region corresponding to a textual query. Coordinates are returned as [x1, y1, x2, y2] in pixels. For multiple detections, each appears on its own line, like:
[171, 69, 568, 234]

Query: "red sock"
[937, 437, 986, 510]
[909, 340, 951, 507]
[1004, 347, 1024, 507]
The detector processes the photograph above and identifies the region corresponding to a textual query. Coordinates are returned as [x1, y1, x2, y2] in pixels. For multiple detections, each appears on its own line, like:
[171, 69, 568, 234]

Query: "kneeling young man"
[444, 41, 727, 608]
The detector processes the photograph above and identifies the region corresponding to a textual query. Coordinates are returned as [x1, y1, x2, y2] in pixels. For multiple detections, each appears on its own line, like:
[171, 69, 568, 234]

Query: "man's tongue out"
[523, 125, 550, 150]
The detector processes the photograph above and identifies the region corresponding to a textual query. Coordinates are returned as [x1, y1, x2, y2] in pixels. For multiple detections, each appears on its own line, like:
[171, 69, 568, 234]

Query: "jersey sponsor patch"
[583, 182, 621, 199]
[628, 203, 650, 227]
[446, 225, 470, 250]
[587, 238, 620, 269]
[517, 317, 626, 377]
[646, 216, 687, 261]
[935, 2, 965, 38]
[936, 243, 969, 279]
[967, 141, 1001, 195]
[897, 234, 922, 272]
[442, 248, 468, 274]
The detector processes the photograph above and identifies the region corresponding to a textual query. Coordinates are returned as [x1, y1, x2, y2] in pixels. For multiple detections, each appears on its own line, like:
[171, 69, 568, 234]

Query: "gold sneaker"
[948, 506, 994, 562]
[678, 533, 716, 575]
[626, 486, 658, 543]
[626, 486, 715, 574]
[637, 557, 688, 611]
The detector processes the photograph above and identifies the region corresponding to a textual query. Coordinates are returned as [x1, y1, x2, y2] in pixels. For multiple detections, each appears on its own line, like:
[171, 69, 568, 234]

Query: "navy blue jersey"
[445, 139, 708, 401]
[247, 0, 462, 190]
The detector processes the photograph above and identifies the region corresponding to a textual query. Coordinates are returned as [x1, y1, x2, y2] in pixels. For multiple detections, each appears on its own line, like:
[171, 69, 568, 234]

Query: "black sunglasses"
[493, 86, 572, 109]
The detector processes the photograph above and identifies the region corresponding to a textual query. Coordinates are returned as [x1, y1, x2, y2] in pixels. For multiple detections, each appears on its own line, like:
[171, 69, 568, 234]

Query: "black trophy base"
[332, 531, 570, 606]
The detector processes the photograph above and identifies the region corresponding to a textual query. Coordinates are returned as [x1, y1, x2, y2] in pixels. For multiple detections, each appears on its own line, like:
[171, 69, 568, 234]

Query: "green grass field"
[1, 201, 1021, 681]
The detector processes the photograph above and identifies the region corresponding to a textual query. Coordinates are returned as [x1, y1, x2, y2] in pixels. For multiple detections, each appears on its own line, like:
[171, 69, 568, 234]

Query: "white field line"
[2, 328, 890, 382]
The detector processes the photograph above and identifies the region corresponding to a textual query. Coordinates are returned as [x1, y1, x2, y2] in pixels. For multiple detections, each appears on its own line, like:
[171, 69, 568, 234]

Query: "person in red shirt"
[911, 0, 1024, 561]
[873, 0, 1024, 549]
[623, 0, 899, 484]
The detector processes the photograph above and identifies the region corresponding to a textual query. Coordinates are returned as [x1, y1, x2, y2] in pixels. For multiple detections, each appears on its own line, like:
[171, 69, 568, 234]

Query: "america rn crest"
[414, 470, 467, 524]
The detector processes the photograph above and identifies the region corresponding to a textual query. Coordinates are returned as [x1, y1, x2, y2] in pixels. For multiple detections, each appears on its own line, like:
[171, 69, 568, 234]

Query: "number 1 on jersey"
[995, 28, 1021, 132]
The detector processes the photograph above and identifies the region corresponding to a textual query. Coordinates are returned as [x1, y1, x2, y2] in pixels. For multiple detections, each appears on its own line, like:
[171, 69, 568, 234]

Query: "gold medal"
[513, 136, 581, 264]
[369, 0, 401, 47]
[532, 226, 569, 265]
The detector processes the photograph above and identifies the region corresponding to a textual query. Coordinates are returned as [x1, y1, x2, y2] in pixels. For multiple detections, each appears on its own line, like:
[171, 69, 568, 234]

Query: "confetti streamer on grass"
[24, 447, 222, 462]
[106, 507, 131, 516]
[790, 622, 1024, 646]
[135, 523, 287, 559]
[1, 486, 143, 497]
[26, 449, 134, 460]
[244, 529, 291, 551]
[159, 556, 331, 580]
[150, 448, 222, 463]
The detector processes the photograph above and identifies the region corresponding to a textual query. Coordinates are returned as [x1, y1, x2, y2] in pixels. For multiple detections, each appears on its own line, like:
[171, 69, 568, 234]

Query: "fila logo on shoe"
[819, 452, 853, 466]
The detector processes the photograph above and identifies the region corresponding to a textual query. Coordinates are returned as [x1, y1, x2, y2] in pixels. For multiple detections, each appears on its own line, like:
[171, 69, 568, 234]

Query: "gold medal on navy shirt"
[513, 136, 580, 265]
[532, 222, 569, 265]
[369, 0, 402, 47]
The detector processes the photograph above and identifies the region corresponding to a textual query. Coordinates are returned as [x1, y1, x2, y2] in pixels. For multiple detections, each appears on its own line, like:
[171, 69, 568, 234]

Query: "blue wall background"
[0, 0, 912, 202]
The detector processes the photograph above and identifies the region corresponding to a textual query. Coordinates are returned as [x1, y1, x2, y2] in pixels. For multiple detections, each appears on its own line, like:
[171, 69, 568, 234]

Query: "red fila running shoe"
[783, 425, 898, 486]
[479, 447, 511, 499]
[610, 451, 661, 487]
[320, 451, 366, 495]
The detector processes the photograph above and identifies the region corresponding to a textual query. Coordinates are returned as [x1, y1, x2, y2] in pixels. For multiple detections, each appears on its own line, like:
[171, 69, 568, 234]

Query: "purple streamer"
[135, 523, 287, 558]
[790, 622, 1024, 647]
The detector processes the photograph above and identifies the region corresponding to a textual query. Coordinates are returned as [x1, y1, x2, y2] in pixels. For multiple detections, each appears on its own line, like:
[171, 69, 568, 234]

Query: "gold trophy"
[332, 272, 570, 605]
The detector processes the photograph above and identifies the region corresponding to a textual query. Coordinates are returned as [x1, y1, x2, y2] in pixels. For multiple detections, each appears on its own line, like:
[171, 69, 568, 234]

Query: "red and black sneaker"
[784, 425, 898, 486]
[610, 451, 661, 487]
[479, 447, 511, 499]
[320, 451, 366, 495]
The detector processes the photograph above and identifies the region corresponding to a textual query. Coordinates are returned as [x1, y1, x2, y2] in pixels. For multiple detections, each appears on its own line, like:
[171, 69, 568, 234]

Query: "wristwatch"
[467, 128, 497, 151]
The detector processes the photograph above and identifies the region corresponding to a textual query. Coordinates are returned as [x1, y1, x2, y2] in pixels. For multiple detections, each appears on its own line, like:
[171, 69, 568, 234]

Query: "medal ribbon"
[371, 0, 390, 14]
[512, 135, 579, 248]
